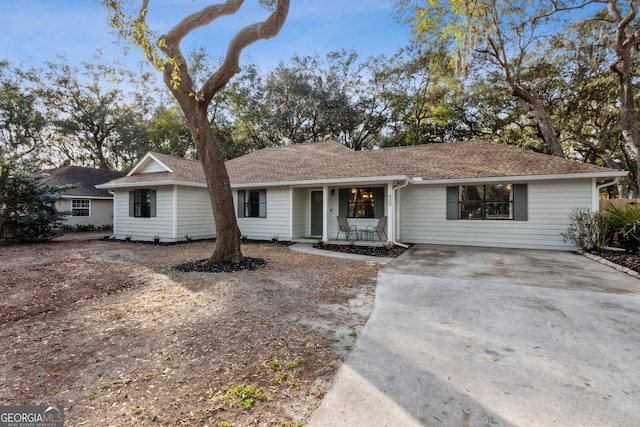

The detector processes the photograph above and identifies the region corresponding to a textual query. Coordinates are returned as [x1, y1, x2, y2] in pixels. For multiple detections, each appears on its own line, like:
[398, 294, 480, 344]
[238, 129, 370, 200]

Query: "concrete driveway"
[309, 245, 640, 426]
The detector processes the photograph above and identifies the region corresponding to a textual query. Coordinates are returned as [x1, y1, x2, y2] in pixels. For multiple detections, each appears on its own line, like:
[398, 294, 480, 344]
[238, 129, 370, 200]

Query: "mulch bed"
[173, 256, 267, 272]
[313, 243, 409, 258]
[591, 249, 640, 273]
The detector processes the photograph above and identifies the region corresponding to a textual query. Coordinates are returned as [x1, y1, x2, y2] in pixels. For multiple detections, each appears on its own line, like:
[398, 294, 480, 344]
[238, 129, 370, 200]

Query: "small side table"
[358, 230, 372, 241]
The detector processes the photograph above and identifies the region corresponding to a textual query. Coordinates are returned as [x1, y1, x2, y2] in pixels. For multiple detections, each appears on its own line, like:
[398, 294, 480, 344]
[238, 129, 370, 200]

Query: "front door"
[310, 190, 323, 236]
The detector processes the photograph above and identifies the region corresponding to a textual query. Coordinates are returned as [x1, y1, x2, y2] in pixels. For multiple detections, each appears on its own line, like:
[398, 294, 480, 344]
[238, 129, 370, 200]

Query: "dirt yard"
[0, 234, 381, 426]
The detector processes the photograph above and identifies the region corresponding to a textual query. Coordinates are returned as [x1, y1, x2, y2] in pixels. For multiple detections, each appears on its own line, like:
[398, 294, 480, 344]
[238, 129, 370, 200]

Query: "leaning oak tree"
[394, 0, 573, 158]
[104, 0, 290, 263]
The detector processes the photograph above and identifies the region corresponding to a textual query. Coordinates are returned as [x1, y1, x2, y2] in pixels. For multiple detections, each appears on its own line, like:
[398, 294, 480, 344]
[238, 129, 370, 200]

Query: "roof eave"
[127, 152, 174, 176]
[60, 195, 114, 200]
[408, 171, 628, 185]
[96, 180, 207, 189]
[230, 175, 410, 188]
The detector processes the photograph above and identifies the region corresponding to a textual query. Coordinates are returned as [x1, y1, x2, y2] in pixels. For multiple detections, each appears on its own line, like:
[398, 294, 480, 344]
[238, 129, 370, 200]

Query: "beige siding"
[235, 187, 291, 241]
[57, 198, 114, 227]
[399, 179, 592, 250]
[113, 186, 176, 242]
[176, 186, 216, 240]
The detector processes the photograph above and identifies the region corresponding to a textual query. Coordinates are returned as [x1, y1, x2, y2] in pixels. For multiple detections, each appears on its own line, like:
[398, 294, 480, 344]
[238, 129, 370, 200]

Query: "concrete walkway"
[308, 245, 640, 427]
[289, 243, 394, 264]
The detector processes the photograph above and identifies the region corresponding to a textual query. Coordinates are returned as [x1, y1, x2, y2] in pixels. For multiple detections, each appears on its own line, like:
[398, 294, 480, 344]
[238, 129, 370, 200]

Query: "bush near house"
[563, 204, 640, 252]
[0, 165, 68, 242]
[562, 207, 609, 251]
[604, 203, 640, 252]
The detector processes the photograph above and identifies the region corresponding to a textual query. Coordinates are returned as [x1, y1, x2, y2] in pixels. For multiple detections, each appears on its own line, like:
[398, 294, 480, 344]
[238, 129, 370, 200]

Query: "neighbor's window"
[238, 189, 266, 218]
[459, 184, 513, 220]
[134, 189, 152, 218]
[348, 188, 375, 218]
[71, 199, 90, 217]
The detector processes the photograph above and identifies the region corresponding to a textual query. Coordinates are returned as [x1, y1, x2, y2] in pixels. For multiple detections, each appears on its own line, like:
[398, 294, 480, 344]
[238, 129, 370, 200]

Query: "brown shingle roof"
[368, 140, 616, 180]
[99, 140, 624, 188]
[225, 141, 393, 184]
[101, 152, 207, 187]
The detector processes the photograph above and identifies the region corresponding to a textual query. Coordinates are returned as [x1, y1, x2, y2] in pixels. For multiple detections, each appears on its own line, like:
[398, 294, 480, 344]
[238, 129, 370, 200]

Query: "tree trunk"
[617, 74, 640, 195]
[612, 44, 640, 195]
[511, 84, 566, 158]
[192, 106, 243, 263]
[609, 0, 640, 195]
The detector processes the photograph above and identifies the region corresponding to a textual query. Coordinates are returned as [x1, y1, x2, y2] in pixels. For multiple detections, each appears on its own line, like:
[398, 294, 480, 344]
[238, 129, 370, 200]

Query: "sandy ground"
[0, 234, 380, 426]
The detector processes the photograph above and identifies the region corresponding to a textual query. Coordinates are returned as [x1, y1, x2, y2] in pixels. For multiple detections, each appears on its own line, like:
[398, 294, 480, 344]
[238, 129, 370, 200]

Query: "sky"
[1, 0, 414, 72]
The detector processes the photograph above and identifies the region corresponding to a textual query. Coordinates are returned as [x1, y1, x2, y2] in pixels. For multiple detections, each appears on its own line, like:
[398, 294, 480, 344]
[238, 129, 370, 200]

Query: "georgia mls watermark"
[0, 405, 64, 427]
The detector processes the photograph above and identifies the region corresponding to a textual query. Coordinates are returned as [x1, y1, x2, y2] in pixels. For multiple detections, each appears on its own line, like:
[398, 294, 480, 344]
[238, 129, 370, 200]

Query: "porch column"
[322, 185, 329, 242]
[387, 182, 394, 244]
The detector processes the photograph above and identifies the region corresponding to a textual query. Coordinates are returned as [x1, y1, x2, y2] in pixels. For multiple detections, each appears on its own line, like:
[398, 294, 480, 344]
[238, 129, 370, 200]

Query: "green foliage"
[0, 62, 47, 169]
[222, 382, 267, 409]
[269, 358, 281, 371]
[42, 55, 155, 170]
[227, 50, 388, 151]
[561, 207, 609, 251]
[0, 165, 68, 242]
[604, 204, 640, 251]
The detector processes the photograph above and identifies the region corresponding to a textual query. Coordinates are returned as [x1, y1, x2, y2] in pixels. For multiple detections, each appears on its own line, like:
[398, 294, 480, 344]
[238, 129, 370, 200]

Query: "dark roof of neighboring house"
[39, 166, 126, 198]
[98, 140, 625, 188]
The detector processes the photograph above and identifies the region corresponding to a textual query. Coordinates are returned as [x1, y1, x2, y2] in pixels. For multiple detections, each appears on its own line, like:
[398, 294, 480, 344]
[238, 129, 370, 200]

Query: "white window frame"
[71, 199, 91, 217]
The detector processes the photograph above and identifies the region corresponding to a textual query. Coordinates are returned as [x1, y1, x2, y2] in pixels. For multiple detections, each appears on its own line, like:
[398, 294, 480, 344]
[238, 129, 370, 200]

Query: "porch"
[291, 184, 396, 245]
[292, 237, 390, 247]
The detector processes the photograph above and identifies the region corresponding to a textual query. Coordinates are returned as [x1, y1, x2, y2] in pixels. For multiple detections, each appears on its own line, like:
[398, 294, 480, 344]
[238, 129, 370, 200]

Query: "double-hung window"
[71, 199, 90, 217]
[338, 187, 385, 219]
[347, 188, 375, 218]
[129, 189, 156, 218]
[459, 184, 513, 219]
[447, 184, 528, 221]
[237, 189, 267, 218]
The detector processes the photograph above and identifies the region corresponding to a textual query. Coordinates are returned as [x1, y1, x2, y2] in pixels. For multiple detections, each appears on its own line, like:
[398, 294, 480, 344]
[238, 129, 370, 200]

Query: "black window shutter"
[150, 190, 157, 217]
[374, 187, 385, 218]
[259, 189, 267, 218]
[339, 188, 348, 217]
[129, 191, 134, 217]
[237, 190, 245, 218]
[446, 187, 458, 220]
[513, 184, 528, 221]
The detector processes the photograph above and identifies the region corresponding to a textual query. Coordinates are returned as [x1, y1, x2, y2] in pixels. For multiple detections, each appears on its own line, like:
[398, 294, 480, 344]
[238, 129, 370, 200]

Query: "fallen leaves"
[0, 238, 378, 426]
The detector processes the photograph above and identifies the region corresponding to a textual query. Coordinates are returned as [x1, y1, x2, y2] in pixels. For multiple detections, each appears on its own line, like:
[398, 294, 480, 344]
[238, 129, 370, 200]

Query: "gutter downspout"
[108, 189, 116, 239]
[391, 180, 410, 248]
[595, 178, 620, 212]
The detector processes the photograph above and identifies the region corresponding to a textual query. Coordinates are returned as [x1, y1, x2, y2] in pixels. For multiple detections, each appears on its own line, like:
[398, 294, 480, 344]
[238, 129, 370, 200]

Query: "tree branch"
[201, 0, 290, 103]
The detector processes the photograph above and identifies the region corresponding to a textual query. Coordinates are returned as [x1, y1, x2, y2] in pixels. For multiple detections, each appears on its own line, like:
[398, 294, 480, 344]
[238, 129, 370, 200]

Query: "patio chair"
[336, 216, 357, 240]
[366, 216, 388, 241]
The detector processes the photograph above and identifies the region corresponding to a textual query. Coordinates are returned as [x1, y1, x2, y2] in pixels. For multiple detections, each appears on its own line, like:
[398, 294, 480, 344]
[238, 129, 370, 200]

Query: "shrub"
[222, 382, 267, 409]
[561, 207, 609, 251]
[604, 203, 640, 252]
[0, 166, 68, 242]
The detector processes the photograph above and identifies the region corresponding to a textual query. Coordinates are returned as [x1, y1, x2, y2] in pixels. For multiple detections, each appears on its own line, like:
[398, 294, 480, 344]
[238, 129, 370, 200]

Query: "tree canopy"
[1, 0, 638, 198]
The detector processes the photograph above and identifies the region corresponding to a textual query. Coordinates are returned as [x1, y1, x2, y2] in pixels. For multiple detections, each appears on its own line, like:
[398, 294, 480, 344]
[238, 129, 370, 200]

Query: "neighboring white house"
[39, 166, 125, 228]
[96, 140, 627, 250]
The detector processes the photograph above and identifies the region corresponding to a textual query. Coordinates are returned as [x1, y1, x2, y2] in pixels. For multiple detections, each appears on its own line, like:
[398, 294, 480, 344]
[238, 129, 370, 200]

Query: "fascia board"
[127, 152, 173, 176]
[230, 175, 409, 189]
[96, 180, 207, 189]
[409, 171, 628, 185]
[60, 195, 114, 200]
